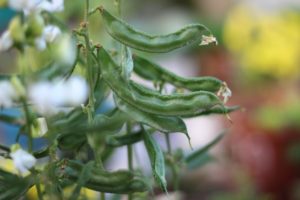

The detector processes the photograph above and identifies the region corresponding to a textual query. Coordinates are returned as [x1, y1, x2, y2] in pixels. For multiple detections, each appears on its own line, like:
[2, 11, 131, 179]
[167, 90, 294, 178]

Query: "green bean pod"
[133, 55, 222, 92]
[99, 7, 212, 53]
[182, 105, 240, 118]
[62, 160, 149, 194]
[98, 47, 223, 116]
[114, 94, 188, 134]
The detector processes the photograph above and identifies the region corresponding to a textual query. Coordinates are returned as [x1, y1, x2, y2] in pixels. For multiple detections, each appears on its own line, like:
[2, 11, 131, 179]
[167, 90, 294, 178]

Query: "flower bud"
[31, 117, 48, 138]
[26, 13, 45, 38]
[8, 16, 25, 44]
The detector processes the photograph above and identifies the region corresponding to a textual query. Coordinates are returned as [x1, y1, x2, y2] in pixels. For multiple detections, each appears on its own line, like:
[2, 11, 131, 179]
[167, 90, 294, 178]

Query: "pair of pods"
[97, 47, 224, 117]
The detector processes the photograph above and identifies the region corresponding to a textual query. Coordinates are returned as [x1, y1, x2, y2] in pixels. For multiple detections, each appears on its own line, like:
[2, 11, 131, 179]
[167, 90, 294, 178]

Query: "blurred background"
[1, 0, 300, 199]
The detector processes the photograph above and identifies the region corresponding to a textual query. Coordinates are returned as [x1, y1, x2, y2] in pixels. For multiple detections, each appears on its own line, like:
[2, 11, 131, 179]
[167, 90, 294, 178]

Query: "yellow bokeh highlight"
[223, 5, 300, 79]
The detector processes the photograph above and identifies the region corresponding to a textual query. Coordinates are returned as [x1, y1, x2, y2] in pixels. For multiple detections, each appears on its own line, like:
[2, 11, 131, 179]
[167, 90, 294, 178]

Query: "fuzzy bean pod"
[99, 7, 212, 53]
[97, 47, 223, 117]
[61, 160, 149, 194]
[133, 55, 222, 92]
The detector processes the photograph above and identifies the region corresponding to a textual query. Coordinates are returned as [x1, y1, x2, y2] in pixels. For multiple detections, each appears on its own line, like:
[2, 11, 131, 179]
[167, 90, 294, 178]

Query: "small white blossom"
[0, 31, 13, 52]
[29, 76, 89, 115]
[43, 25, 61, 43]
[9, 0, 64, 14]
[10, 148, 37, 174]
[0, 81, 17, 108]
[64, 76, 89, 105]
[217, 82, 232, 104]
[39, 0, 64, 12]
[33, 25, 61, 51]
[34, 36, 47, 50]
[200, 35, 218, 46]
[8, 0, 40, 12]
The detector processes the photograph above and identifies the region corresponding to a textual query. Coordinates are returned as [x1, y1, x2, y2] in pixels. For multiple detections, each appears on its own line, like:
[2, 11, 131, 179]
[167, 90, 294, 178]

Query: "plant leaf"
[185, 132, 224, 169]
[0, 169, 33, 200]
[142, 128, 167, 193]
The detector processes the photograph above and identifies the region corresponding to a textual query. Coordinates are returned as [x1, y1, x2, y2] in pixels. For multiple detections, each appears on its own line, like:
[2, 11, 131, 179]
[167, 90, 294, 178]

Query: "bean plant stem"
[84, 1, 105, 199]
[22, 99, 33, 152]
[165, 133, 172, 154]
[127, 123, 133, 170]
[34, 173, 44, 200]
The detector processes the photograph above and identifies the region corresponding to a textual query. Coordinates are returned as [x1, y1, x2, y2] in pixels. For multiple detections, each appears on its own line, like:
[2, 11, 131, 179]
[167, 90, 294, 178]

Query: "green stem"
[127, 123, 133, 200]
[22, 99, 33, 152]
[35, 176, 44, 200]
[84, 1, 105, 200]
[165, 133, 172, 154]
[127, 123, 133, 170]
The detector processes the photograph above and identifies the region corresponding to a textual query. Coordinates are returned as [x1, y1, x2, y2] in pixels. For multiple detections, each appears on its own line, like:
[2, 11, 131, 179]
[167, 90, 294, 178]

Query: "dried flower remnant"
[200, 35, 218, 46]
[217, 82, 232, 104]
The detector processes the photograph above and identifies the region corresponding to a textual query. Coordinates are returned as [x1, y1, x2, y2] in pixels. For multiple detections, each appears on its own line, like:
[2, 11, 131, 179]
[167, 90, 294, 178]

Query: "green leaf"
[69, 161, 94, 200]
[142, 128, 167, 193]
[0, 169, 33, 200]
[185, 133, 224, 169]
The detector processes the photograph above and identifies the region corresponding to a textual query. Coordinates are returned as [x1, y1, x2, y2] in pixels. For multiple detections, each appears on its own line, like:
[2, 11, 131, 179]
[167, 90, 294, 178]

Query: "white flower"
[200, 35, 218, 46]
[0, 31, 13, 52]
[8, 0, 64, 14]
[34, 36, 47, 50]
[43, 25, 61, 43]
[8, 0, 40, 12]
[0, 81, 17, 108]
[39, 0, 64, 12]
[217, 82, 232, 104]
[33, 25, 61, 51]
[64, 76, 89, 105]
[29, 76, 89, 115]
[10, 148, 37, 174]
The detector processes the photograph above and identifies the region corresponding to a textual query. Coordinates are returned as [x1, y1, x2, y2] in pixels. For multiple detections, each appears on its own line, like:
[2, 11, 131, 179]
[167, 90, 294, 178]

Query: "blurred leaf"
[142, 128, 167, 193]
[185, 133, 224, 169]
[69, 161, 94, 200]
[0, 169, 33, 200]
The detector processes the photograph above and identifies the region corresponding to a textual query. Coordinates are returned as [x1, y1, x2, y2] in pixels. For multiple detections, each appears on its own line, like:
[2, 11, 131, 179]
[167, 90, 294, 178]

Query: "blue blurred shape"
[0, 8, 16, 31]
[0, 108, 47, 150]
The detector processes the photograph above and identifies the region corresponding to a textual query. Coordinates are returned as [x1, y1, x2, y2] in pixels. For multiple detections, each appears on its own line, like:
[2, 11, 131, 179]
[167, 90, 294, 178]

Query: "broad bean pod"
[114, 94, 188, 134]
[97, 47, 223, 116]
[62, 160, 148, 194]
[99, 7, 212, 53]
[133, 55, 222, 92]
